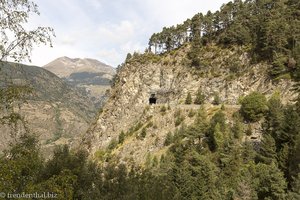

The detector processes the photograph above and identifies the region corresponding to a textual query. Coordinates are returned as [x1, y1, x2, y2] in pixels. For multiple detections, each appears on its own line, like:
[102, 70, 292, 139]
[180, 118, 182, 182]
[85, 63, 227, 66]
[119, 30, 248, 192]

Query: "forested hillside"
[147, 0, 300, 80]
[1, 94, 299, 199]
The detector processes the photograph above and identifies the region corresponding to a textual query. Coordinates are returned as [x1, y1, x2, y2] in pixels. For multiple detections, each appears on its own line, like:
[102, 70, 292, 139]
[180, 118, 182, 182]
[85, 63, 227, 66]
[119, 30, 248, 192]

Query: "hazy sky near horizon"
[28, 0, 231, 67]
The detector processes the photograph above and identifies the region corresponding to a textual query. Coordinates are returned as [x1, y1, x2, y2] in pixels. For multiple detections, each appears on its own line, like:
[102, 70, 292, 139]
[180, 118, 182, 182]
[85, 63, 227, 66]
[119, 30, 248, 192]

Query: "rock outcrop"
[85, 45, 297, 164]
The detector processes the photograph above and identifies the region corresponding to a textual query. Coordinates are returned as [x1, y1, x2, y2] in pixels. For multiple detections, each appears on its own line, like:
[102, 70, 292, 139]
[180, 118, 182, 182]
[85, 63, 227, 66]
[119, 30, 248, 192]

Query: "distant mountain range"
[0, 61, 97, 157]
[43, 57, 116, 106]
[43, 56, 115, 78]
[0, 57, 115, 157]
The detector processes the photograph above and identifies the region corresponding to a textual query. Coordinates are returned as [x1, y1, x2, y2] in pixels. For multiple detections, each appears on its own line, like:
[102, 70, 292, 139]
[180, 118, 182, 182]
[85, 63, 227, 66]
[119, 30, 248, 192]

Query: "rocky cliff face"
[84, 45, 297, 164]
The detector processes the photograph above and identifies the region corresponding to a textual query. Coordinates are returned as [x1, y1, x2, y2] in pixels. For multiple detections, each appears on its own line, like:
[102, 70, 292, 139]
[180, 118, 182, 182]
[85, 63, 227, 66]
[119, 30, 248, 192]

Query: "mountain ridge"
[0, 61, 97, 157]
[43, 56, 115, 78]
[43, 57, 116, 107]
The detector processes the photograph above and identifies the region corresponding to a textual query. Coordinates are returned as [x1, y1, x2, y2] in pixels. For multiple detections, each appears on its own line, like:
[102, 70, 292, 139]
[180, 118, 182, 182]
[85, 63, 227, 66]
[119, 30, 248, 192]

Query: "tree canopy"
[0, 0, 54, 62]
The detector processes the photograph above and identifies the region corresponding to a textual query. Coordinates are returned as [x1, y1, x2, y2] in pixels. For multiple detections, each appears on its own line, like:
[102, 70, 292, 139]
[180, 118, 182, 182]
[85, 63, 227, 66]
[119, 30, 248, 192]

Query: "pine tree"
[288, 172, 300, 199]
[256, 134, 277, 164]
[255, 162, 287, 200]
[277, 143, 289, 175]
[264, 92, 285, 147]
[212, 123, 224, 151]
[232, 113, 244, 140]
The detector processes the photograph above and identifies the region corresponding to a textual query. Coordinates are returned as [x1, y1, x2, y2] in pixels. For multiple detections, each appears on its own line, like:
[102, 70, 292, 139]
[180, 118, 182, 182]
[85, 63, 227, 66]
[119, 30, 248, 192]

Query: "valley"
[0, 61, 113, 157]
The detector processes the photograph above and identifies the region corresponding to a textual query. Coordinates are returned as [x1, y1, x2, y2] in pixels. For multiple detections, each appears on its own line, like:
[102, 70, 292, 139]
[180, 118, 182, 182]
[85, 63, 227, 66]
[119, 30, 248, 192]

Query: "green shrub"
[164, 132, 173, 146]
[212, 92, 221, 105]
[246, 125, 252, 136]
[94, 150, 106, 162]
[238, 95, 244, 104]
[174, 109, 184, 127]
[140, 128, 147, 139]
[188, 109, 196, 118]
[118, 131, 125, 144]
[185, 92, 192, 104]
[270, 55, 287, 78]
[167, 104, 171, 110]
[240, 92, 268, 122]
[127, 122, 143, 136]
[174, 109, 182, 118]
[175, 116, 184, 127]
[194, 89, 205, 105]
[108, 138, 118, 150]
[146, 121, 154, 128]
[160, 105, 167, 114]
[221, 104, 225, 110]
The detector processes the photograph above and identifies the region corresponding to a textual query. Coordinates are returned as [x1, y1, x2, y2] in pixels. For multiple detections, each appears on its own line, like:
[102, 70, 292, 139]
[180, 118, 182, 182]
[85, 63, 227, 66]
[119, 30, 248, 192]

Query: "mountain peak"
[43, 57, 115, 78]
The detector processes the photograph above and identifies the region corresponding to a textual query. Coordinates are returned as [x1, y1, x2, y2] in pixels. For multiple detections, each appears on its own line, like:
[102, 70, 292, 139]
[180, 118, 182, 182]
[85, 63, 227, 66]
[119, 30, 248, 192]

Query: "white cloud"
[95, 49, 123, 66]
[97, 20, 135, 45]
[85, 0, 102, 9]
[120, 41, 144, 54]
[26, 0, 231, 67]
[59, 36, 76, 46]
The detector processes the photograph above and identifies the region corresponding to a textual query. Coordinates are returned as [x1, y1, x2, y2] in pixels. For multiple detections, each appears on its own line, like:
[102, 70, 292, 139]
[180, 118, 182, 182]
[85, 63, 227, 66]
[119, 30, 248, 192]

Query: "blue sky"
[28, 0, 231, 67]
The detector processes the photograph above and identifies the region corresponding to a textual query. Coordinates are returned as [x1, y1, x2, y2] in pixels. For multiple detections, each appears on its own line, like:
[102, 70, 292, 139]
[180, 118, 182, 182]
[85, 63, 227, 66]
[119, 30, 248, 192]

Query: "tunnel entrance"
[149, 94, 157, 105]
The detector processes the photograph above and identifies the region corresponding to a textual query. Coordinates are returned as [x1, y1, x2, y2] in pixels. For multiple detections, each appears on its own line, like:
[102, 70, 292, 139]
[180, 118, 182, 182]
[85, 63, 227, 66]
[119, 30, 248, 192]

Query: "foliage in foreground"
[0, 95, 299, 199]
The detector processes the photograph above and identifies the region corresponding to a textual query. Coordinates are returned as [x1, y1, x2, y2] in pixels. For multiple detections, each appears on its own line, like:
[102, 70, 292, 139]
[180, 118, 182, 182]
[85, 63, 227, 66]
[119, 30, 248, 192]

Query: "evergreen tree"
[264, 93, 285, 147]
[289, 133, 300, 181]
[212, 123, 224, 151]
[288, 172, 300, 199]
[256, 134, 277, 165]
[125, 53, 132, 62]
[232, 113, 244, 140]
[254, 162, 287, 200]
[0, 134, 43, 193]
[277, 143, 289, 176]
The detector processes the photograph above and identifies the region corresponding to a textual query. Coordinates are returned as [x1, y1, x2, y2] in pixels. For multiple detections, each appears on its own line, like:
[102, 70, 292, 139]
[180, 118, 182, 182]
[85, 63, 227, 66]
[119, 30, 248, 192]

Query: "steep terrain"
[84, 45, 297, 165]
[1, 0, 300, 198]
[0, 62, 97, 157]
[44, 57, 115, 106]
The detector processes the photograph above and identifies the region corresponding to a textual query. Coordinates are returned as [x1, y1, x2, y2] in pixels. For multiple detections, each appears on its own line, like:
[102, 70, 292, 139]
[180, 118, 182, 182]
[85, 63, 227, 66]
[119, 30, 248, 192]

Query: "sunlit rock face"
[85, 45, 296, 165]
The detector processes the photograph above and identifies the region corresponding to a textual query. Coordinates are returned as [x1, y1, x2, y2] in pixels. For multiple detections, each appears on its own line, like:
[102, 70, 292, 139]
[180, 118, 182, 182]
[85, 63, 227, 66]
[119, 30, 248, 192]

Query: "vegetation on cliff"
[1, 0, 300, 199]
[122, 0, 300, 84]
[1, 94, 299, 199]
